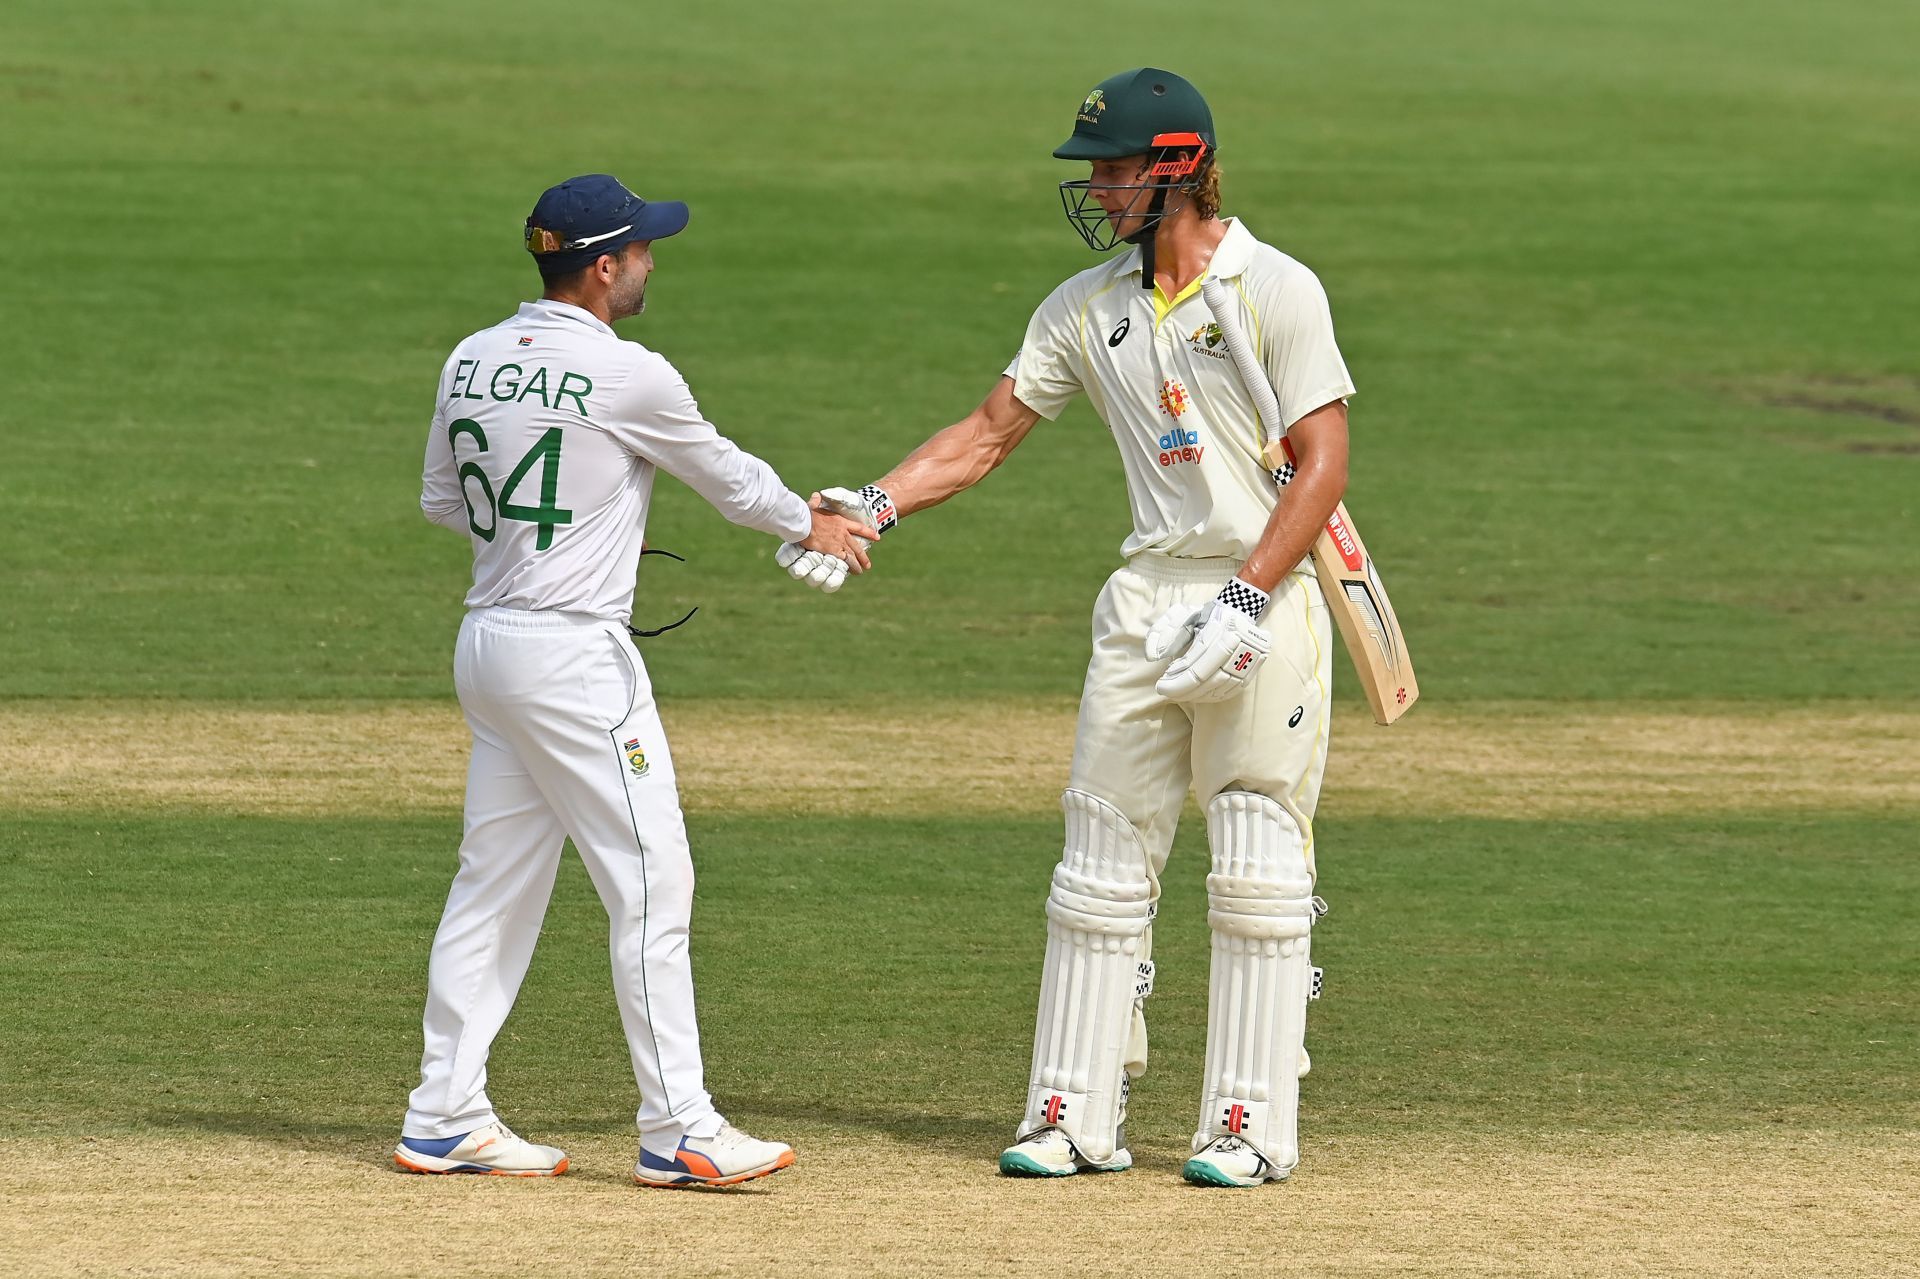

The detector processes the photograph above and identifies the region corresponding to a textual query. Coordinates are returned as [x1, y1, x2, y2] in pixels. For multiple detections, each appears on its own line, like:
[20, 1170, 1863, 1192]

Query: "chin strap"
[1127, 137, 1213, 290]
[1129, 184, 1169, 290]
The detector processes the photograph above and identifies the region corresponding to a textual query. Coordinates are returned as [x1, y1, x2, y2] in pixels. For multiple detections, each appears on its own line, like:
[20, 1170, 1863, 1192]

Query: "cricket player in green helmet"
[783, 67, 1357, 1187]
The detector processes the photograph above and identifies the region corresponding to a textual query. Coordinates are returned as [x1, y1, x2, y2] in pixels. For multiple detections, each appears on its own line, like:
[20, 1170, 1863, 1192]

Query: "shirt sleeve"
[1009, 282, 1084, 421]
[420, 355, 470, 534]
[1256, 266, 1356, 429]
[600, 349, 813, 543]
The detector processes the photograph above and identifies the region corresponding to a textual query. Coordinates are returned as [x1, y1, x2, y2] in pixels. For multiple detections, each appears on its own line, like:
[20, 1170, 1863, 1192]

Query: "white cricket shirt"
[1008, 218, 1355, 562]
[421, 299, 811, 623]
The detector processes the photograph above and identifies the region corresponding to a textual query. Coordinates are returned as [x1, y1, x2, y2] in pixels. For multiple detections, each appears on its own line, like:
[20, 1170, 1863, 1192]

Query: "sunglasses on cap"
[524, 222, 636, 255]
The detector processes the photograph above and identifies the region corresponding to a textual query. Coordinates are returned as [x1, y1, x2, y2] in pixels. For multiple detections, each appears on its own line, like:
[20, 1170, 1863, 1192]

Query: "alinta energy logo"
[1188, 322, 1228, 360]
[1157, 426, 1205, 468]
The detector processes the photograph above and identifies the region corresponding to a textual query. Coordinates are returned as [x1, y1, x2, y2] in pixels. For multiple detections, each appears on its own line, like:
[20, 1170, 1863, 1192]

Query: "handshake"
[774, 485, 899, 594]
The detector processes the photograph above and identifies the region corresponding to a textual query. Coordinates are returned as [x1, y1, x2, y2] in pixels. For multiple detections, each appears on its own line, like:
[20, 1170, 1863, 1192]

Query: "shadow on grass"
[729, 1098, 1007, 1157]
[133, 1108, 395, 1170]
[136, 1100, 1010, 1172]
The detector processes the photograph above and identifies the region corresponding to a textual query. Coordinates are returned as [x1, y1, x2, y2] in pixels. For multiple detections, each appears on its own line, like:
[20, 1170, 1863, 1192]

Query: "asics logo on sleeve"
[1108, 317, 1131, 347]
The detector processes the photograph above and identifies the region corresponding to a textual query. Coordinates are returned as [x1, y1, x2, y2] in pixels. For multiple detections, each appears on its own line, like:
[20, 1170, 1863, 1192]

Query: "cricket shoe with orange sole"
[393, 1121, 568, 1176]
[633, 1123, 796, 1189]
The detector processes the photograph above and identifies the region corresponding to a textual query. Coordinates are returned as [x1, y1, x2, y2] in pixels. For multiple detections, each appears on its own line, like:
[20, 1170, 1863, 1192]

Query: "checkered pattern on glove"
[1216, 577, 1271, 621]
[818, 485, 895, 537]
[858, 485, 900, 533]
[1152, 597, 1273, 705]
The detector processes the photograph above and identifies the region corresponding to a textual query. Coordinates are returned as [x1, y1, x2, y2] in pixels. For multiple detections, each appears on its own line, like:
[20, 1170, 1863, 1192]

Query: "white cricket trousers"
[1071, 553, 1335, 870]
[403, 605, 721, 1157]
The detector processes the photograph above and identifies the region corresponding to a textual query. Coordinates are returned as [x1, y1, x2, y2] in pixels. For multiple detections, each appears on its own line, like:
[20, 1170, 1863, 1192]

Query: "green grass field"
[3, 1, 1918, 1275]
[6, 812, 1916, 1142]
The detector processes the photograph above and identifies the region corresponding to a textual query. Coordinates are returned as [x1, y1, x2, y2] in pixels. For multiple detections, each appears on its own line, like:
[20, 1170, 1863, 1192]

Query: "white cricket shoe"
[998, 1128, 1132, 1177]
[394, 1121, 568, 1176]
[633, 1123, 796, 1188]
[1182, 1135, 1284, 1187]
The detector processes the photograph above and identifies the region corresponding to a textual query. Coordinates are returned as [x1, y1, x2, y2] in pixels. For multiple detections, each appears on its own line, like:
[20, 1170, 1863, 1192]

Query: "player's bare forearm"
[1239, 400, 1350, 592]
[876, 377, 1041, 516]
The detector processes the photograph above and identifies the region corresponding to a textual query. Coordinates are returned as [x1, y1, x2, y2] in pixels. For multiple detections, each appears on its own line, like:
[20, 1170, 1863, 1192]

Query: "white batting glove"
[774, 541, 849, 594]
[1145, 606, 1200, 663]
[777, 483, 893, 594]
[817, 484, 900, 535]
[1145, 577, 1273, 664]
[1151, 578, 1274, 704]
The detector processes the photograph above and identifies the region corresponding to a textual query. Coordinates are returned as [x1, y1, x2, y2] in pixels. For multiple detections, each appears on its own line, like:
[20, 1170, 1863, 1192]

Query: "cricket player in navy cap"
[395, 174, 875, 1188]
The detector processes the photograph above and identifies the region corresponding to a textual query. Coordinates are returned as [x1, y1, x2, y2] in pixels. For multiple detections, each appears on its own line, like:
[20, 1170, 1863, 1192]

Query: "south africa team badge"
[624, 738, 650, 778]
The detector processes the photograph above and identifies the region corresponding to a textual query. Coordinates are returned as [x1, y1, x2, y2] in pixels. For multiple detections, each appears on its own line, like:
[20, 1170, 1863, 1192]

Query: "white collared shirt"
[421, 299, 811, 623]
[1008, 218, 1355, 562]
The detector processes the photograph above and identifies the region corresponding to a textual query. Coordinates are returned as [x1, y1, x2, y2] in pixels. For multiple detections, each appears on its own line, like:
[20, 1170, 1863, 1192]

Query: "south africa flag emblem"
[624, 738, 649, 778]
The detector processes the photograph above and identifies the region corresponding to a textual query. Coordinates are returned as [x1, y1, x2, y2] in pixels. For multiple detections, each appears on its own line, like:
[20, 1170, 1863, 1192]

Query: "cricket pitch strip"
[1, 1129, 1913, 1277]
[2, 699, 1917, 819]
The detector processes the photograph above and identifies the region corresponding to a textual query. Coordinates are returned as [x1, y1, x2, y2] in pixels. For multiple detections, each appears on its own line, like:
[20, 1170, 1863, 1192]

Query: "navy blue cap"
[524, 174, 689, 270]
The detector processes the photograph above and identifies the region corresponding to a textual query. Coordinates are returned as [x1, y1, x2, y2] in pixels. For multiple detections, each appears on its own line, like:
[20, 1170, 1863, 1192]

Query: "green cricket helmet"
[1054, 67, 1215, 161]
[1055, 68, 1217, 263]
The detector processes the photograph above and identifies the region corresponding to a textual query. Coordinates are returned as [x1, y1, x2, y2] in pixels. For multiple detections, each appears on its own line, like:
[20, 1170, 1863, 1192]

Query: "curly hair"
[1189, 159, 1222, 221]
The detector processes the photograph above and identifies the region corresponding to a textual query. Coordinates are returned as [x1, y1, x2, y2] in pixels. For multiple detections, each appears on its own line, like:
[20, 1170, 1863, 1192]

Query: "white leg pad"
[1018, 789, 1154, 1164]
[1194, 791, 1319, 1177]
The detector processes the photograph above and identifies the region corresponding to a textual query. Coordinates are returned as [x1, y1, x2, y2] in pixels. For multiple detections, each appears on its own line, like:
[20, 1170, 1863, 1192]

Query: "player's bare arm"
[772, 377, 1039, 593]
[1148, 400, 1349, 703]
[874, 376, 1042, 516]
[1235, 399, 1349, 593]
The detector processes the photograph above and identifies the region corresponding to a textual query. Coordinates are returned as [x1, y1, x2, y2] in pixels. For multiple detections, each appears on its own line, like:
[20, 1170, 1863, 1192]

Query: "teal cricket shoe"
[1182, 1136, 1282, 1188]
[999, 1128, 1132, 1177]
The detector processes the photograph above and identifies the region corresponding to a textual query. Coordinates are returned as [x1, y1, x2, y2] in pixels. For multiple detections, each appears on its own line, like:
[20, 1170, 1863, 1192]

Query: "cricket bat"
[1200, 278, 1419, 725]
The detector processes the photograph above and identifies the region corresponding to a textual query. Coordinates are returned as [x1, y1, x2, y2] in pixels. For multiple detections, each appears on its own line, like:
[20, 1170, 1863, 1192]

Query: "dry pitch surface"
[4, 699, 1918, 819]
[3, 1130, 1914, 1278]
[4, 700, 1917, 1277]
